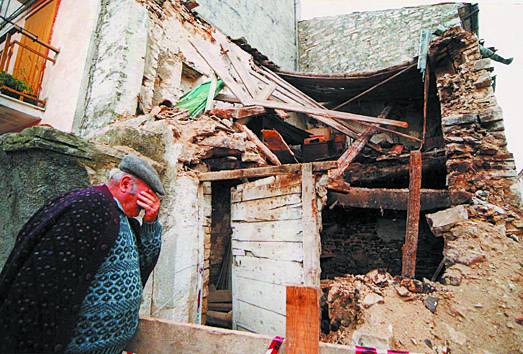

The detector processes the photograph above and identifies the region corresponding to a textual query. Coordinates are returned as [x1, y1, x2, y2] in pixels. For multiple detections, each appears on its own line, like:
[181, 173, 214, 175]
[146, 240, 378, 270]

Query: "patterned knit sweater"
[66, 200, 162, 354]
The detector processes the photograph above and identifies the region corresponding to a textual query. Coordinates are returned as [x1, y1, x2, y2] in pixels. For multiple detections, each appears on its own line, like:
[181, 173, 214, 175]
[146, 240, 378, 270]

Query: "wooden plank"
[231, 220, 303, 242]
[301, 164, 321, 287]
[286, 286, 320, 354]
[234, 276, 286, 315]
[328, 188, 451, 211]
[402, 151, 422, 278]
[206, 310, 232, 328]
[205, 73, 218, 112]
[231, 194, 302, 222]
[222, 41, 261, 98]
[231, 174, 300, 202]
[232, 256, 304, 285]
[188, 37, 254, 105]
[235, 299, 286, 335]
[198, 161, 337, 181]
[208, 290, 232, 303]
[251, 99, 408, 128]
[234, 123, 282, 166]
[208, 303, 233, 312]
[258, 82, 277, 100]
[233, 240, 304, 262]
[329, 126, 377, 180]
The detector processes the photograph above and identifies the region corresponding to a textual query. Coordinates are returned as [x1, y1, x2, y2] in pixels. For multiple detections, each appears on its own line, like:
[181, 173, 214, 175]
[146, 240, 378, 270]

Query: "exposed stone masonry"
[298, 3, 462, 73]
[431, 27, 521, 235]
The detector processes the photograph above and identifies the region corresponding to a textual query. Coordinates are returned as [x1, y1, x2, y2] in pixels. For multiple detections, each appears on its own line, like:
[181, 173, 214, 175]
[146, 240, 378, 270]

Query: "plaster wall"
[38, 0, 100, 132]
[195, 0, 297, 70]
[74, 0, 148, 137]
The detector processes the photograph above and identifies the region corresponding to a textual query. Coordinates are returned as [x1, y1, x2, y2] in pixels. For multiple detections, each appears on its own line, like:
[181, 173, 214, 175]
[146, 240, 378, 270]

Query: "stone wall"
[195, 0, 297, 70]
[430, 27, 521, 235]
[298, 3, 463, 73]
[321, 208, 443, 280]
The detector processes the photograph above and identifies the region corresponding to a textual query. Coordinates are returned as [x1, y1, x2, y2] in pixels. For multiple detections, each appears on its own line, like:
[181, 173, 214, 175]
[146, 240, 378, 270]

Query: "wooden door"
[230, 166, 321, 335]
[13, 0, 59, 95]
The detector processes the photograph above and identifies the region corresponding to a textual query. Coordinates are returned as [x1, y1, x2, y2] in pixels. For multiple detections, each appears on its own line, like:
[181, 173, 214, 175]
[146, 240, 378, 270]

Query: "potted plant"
[0, 71, 36, 104]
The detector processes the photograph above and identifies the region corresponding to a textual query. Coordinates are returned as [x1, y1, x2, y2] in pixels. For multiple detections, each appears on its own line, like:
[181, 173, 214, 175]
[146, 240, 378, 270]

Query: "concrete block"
[425, 205, 469, 237]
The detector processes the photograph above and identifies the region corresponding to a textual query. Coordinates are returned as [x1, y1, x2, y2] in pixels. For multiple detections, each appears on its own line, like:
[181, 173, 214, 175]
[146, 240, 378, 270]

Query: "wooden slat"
[258, 82, 277, 100]
[234, 276, 286, 315]
[231, 175, 300, 203]
[233, 256, 304, 285]
[223, 41, 260, 98]
[231, 194, 302, 222]
[329, 126, 377, 180]
[402, 151, 422, 278]
[231, 220, 303, 242]
[205, 73, 218, 112]
[208, 303, 233, 312]
[233, 240, 304, 262]
[286, 286, 320, 354]
[208, 290, 232, 303]
[235, 300, 286, 335]
[301, 164, 320, 287]
[235, 123, 281, 166]
[251, 99, 408, 128]
[188, 37, 253, 105]
[198, 161, 337, 181]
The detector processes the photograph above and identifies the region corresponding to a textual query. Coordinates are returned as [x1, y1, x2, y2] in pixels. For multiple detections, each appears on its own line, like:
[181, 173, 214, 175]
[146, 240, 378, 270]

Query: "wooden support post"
[205, 73, 218, 112]
[329, 126, 377, 180]
[402, 150, 422, 278]
[286, 286, 320, 354]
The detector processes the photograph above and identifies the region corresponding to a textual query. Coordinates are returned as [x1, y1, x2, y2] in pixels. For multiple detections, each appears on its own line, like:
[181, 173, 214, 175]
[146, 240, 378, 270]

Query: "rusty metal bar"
[333, 63, 416, 110]
[402, 150, 422, 278]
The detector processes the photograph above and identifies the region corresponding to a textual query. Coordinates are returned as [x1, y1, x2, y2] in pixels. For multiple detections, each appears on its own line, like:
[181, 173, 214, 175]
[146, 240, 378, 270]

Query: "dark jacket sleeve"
[0, 186, 119, 354]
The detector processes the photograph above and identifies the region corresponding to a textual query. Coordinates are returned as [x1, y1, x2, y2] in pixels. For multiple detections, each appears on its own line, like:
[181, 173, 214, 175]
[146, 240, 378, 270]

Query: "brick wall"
[321, 208, 444, 280]
[298, 3, 463, 73]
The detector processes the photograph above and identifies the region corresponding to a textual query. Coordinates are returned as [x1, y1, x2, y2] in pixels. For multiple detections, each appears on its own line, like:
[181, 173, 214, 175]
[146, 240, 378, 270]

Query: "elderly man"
[0, 154, 165, 354]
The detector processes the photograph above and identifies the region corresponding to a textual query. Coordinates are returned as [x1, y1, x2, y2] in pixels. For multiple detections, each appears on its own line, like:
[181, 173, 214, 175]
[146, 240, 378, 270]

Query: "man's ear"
[119, 175, 133, 193]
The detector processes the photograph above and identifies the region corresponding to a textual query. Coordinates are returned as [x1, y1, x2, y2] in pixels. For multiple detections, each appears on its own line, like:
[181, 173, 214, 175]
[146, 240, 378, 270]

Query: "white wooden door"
[230, 166, 321, 335]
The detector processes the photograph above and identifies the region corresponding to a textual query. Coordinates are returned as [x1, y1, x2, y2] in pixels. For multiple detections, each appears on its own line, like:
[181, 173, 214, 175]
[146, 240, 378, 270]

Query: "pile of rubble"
[97, 106, 271, 172]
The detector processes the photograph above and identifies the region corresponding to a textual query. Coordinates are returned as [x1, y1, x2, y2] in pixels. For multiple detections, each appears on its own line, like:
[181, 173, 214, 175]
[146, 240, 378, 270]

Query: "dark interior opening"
[320, 206, 444, 281]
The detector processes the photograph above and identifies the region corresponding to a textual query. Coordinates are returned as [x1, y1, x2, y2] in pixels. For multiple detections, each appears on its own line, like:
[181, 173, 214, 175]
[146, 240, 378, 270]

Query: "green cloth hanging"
[175, 79, 224, 117]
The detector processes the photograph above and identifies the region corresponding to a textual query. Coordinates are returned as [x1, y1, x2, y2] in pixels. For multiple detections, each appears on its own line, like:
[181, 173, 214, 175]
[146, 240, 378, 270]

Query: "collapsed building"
[0, 1, 521, 353]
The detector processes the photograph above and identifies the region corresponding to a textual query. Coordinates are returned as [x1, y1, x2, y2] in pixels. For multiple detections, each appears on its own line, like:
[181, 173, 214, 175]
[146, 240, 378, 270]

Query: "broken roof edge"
[276, 59, 417, 81]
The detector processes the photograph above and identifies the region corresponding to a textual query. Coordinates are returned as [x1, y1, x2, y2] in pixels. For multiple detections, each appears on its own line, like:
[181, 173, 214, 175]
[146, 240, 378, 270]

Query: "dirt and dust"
[320, 217, 523, 354]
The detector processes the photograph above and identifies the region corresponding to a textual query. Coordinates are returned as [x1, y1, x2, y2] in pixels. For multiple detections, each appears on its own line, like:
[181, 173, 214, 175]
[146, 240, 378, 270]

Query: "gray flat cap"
[119, 154, 165, 196]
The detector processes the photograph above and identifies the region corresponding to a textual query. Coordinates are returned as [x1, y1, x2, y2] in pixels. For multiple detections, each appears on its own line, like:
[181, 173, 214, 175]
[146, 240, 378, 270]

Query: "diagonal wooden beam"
[234, 123, 281, 166]
[329, 125, 377, 180]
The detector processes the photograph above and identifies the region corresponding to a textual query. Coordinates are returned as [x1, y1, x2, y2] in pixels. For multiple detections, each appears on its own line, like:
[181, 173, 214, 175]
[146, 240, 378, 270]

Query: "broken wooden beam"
[251, 99, 408, 128]
[329, 126, 377, 180]
[208, 290, 232, 303]
[286, 286, 320, 354]
[327, 188, 450, 211]
[210, 106, 266, 119]
[205, 73, 218, 112]
[402, 151, 422, 278]
[198, 161, 337, 181]
[234, 123, 282, 166]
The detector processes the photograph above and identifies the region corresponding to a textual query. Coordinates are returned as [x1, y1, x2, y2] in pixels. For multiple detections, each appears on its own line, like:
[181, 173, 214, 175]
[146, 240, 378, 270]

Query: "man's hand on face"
[137, 191, 161, 222]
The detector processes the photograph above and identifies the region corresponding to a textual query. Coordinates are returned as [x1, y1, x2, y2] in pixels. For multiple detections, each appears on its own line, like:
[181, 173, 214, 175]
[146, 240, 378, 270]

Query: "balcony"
[0, 0, 60, 133]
